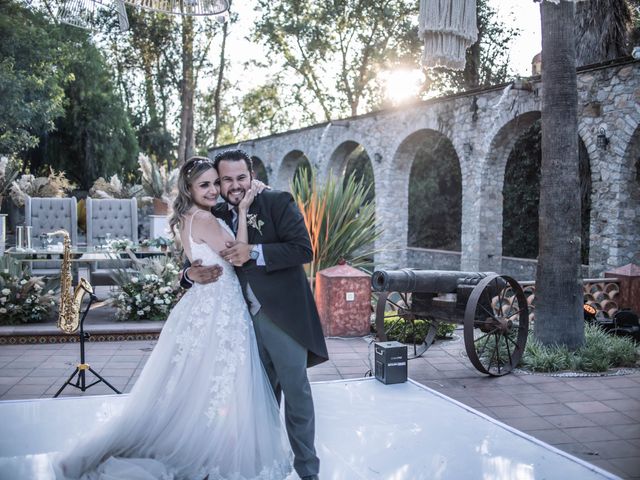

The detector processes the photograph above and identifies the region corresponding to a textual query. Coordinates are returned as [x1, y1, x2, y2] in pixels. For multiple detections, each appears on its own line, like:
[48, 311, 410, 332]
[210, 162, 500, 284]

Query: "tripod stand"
[53, 293, 121, 398]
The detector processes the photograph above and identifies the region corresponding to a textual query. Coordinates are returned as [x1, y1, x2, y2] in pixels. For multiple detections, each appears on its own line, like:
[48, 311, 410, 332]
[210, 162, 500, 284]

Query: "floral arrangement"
[10, 168, 75, 207]
[138, 154, 178, 205]
[90, 174, 144, 200]
[0, 258, 58, 325]
[110, 256, 182, 321]
[108, 238, 136, 251]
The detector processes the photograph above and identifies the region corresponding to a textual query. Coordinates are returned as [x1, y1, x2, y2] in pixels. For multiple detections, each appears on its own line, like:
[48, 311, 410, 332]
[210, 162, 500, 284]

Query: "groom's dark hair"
[213, 149, 253, 173]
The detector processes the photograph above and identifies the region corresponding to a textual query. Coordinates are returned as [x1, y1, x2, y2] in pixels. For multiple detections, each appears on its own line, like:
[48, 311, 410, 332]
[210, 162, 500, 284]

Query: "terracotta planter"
[153, 198, 169, 216]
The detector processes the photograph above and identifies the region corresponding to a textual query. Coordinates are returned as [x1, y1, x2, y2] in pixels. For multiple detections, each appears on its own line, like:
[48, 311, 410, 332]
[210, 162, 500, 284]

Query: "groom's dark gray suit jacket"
[181, 189, 329, 367]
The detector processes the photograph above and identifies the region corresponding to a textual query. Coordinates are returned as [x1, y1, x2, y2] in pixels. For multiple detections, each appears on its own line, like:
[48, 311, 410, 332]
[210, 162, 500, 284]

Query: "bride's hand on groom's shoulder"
[251, 179, 270, 194]
[187, 259, 223, 284]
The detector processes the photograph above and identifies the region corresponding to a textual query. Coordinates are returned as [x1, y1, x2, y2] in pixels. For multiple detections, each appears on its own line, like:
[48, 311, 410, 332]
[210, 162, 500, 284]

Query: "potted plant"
[137, 154, 178, 215]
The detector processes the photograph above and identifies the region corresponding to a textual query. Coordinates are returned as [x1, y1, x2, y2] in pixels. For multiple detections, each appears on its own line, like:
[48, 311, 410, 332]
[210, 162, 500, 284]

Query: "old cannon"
[372, 269, 529, 376]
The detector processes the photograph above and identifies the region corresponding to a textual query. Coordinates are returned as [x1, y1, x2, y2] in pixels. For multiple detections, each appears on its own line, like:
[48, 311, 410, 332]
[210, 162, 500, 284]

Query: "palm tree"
[534, 0, 584, 349]
[575, 0, 634, 66]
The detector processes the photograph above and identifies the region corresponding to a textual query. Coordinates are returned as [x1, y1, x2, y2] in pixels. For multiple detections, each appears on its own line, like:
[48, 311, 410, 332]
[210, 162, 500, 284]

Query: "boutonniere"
[247, 213, 265, 235]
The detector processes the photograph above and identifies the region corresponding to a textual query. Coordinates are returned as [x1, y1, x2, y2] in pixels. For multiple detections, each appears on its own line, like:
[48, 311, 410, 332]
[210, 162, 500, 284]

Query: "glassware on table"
[39, 233, 48, 248]
[24, 226, 33, 250]
[15, 226, 24, 250]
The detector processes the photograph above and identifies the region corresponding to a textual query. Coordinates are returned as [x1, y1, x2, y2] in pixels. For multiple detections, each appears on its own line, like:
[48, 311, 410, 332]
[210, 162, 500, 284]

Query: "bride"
[55, 157, 292, 479]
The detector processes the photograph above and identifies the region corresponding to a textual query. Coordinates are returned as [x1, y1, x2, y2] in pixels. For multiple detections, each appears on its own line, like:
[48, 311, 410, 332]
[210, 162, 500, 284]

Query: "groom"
[180, 149, 328, 480]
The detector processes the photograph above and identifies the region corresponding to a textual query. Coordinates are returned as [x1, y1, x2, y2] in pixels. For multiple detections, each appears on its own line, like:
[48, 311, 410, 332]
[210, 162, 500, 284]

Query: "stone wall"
[210, 59, 640, 276]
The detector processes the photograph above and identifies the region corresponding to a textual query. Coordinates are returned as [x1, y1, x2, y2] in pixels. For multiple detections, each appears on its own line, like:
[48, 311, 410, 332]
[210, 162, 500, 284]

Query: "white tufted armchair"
[25, 196, 78, 276]
[85, 197, 139, 286]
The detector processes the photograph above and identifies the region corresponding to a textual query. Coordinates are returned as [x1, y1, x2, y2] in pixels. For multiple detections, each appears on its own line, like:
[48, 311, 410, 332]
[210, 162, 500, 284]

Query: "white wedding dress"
[55, 218, 292, 480]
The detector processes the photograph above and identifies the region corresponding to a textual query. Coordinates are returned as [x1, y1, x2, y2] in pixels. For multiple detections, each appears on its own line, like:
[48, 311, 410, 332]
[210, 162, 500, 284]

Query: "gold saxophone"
[50, 230, 93, 334]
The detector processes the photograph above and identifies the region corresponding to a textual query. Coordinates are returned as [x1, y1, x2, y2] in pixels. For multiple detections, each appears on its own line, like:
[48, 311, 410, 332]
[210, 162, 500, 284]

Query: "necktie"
[232, 208, 238, 234]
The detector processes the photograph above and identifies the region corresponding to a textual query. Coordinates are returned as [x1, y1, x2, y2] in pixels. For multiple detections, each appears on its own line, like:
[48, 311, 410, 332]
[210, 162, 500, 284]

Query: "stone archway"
[380, 129, 460, 268]
[251, 155, 269, 184]
[276, 150, 311, 191]
[501, 119, 592, 266]
[619, 124, 640, 266]
[328, 141, 375, 205]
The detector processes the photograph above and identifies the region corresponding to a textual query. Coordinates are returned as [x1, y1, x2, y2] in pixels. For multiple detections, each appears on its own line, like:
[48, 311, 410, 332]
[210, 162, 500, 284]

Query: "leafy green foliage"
[378, 311, 455, 344]
[0, 1, 69, 154]
[253, 0, 421, 120]
[521, 323, 638, 372]
[408, 136, 462, 250]
[291, 167, 381, 284]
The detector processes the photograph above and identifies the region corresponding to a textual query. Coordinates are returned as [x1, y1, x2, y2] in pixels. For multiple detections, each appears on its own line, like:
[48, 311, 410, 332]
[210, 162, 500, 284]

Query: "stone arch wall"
[208, 60, 639, 276]
[276, 149, 311, 191]
[476, 110, 541, 272]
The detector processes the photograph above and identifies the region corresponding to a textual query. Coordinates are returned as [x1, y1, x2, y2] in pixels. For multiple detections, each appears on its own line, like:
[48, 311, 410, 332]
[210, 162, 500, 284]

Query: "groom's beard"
[221, 188, 245, 206]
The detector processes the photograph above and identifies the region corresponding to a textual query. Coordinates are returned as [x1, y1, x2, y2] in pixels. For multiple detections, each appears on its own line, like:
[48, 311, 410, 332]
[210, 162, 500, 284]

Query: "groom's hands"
[220, 241, 251, 266]
[186, 259, 223, 284]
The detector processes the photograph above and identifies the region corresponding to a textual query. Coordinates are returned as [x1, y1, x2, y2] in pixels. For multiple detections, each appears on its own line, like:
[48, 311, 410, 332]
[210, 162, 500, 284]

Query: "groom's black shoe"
[301, 476, 319, 480]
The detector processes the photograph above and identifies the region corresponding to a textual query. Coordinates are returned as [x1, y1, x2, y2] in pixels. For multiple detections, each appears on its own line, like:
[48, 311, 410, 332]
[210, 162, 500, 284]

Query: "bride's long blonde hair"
[169, 156, 217, 239]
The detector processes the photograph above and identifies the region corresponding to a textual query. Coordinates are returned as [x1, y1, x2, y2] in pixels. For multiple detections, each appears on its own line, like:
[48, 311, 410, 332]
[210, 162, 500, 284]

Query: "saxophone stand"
[53, 293, 122, 398]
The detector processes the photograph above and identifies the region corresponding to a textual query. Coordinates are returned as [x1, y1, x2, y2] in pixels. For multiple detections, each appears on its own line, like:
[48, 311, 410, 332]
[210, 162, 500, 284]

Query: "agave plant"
[90, 174, 144, 200]
[10, 168, 75, 207]
[291, 167, 382, 289]
[0, 156, 20, 198]
[137, 153, 178, 205]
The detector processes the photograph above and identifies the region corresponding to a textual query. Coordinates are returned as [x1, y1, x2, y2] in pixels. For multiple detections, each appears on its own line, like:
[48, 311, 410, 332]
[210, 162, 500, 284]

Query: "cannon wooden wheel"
[463, 274, 529, 376]
[375, 291, 438, 359]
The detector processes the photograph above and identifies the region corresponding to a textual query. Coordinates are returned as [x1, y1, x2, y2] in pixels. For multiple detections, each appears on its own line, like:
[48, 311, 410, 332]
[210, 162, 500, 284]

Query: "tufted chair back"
[25, 196, 78, 245]
[85, 198, 138, 286]
[86, 198, 138, 247]
[24, 196, 78, 275]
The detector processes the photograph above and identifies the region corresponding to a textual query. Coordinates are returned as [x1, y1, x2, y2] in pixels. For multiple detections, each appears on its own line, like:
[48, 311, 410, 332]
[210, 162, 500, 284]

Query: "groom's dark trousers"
[181, 189, 329, 478]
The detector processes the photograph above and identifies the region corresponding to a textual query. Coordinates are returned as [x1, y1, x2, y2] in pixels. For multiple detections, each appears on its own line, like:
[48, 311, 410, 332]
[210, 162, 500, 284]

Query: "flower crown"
[186, 158, 214, 175]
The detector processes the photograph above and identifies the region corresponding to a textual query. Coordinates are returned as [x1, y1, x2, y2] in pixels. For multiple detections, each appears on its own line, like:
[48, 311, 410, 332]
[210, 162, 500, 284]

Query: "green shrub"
[379, 312, 454, 344]
[521, 323, 638, 373]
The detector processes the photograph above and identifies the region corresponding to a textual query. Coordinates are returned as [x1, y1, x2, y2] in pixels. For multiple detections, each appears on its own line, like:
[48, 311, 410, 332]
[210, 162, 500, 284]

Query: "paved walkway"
[0, 332, 638, 479]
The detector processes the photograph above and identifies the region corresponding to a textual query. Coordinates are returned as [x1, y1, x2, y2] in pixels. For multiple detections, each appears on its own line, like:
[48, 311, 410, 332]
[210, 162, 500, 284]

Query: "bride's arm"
[236, 185, 256, 244]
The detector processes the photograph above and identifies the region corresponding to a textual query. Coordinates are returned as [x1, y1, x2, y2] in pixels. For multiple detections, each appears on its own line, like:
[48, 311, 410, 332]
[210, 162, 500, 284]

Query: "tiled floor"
[1, 333, 639, 479]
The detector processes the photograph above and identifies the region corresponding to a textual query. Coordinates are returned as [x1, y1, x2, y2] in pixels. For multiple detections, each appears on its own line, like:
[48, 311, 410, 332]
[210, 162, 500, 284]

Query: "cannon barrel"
[371, 269, 495, 293]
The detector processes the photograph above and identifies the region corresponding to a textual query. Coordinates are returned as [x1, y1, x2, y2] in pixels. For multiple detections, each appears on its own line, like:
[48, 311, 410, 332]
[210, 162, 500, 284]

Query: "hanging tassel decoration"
[419, 0, 478, 70]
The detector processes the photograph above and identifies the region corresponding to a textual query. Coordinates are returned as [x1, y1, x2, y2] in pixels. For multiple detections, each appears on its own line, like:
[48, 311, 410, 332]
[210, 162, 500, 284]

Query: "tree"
[422, 0, 520, 95]
[575, 0, 634, 66]
[27, 28, 138, 189]
[253, 0, 422, 121]
[0, 0, 69, 155]
[534, 0, 584, 349]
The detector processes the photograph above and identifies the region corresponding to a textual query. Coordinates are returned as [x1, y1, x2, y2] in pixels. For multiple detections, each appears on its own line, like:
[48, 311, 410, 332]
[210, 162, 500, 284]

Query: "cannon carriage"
[372, 269, 529, 376]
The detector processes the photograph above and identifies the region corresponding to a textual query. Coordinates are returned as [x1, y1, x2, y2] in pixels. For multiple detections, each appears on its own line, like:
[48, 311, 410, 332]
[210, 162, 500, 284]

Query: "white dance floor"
[0, 378, 619, 480]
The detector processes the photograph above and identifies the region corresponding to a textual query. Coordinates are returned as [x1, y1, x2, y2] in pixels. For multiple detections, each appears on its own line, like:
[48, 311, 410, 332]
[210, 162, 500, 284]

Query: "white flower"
[19, 279, 27, 285]
[47, 289, 54, 295]
[25, 298, 31, 304]
[0, 297, 5, 303]
[137, 310, 144, 316]
[0, 308, 6, 314]
[165, 298, 171, 304]
[34, 284, 42, 291]
[131, 277, 139, 284]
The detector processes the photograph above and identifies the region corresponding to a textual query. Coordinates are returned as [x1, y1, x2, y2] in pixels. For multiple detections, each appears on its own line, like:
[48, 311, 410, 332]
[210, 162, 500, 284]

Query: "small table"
[4, 246, 170, 283]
